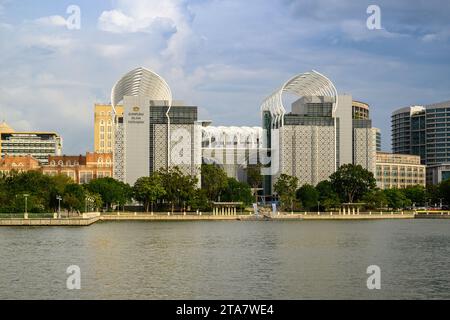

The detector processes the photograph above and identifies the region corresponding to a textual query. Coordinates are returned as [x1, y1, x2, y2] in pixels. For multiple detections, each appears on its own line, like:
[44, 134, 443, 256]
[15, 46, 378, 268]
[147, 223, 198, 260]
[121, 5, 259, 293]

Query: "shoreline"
[1, 211, 449, 226]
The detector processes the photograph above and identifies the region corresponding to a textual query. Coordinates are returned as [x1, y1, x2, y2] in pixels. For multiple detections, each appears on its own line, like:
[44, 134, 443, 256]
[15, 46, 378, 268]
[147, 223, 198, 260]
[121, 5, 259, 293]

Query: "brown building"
[0, 152, 112, 184]
[43, 152, 113, 184]
[0, 155, 41, 175]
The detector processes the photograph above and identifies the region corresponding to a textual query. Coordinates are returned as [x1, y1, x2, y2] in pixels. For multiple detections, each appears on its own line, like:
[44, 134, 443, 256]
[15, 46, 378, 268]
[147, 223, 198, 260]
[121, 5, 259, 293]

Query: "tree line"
[0, 164, 256, 213]
[274, 164, 450, 211]
[1, 163, 449, 213]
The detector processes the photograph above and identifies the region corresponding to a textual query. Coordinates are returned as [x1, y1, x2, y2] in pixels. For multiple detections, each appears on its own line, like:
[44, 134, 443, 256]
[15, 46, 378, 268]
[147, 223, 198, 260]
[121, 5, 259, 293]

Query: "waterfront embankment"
[2, 210, 450, 226]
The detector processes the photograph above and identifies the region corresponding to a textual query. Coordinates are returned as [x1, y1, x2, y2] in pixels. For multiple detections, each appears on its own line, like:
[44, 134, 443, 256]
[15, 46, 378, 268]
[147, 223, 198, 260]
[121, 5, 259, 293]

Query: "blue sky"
[0, 0, 449, 153]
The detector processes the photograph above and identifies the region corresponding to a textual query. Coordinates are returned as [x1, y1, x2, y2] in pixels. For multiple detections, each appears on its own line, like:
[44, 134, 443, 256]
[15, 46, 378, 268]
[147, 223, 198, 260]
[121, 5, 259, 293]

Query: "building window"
[80, 172, 93, 184]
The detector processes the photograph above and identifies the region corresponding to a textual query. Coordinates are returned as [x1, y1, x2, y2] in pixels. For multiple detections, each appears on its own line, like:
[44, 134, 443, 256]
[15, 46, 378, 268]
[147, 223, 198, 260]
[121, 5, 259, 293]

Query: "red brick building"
[0, 155, 41, 174]
[0, 152, 113, 184]
[43, 152, 113, 183]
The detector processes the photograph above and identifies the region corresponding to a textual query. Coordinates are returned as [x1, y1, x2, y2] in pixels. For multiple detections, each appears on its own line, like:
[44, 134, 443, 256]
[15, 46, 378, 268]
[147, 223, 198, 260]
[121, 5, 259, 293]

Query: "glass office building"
[391, 100, 450, 184]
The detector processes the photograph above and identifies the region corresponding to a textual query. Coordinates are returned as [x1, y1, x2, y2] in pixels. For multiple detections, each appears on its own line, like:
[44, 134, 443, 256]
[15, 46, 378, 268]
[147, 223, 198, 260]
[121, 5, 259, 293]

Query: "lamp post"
[23, 194, 29, 219]
[56, 195, 62, 218]
[317, 200, 320, 214]
[85, 196, 94, 213]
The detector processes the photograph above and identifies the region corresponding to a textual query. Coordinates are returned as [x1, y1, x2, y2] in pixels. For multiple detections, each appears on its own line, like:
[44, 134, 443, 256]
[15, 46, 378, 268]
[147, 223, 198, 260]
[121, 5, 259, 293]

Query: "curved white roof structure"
[111, 67, 172, 113]
[261, 70, 338, 128]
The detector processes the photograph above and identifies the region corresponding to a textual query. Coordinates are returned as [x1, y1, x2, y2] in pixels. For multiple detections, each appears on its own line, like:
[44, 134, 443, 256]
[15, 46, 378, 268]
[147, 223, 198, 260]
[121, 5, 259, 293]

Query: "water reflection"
[0, 220, 448, 299]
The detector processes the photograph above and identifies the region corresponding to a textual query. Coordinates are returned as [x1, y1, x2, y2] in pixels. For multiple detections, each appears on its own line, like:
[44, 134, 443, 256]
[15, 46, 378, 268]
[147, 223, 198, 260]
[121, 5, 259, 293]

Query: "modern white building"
[260, 71, 377, 194]
[111, 67, 201, 185]
[109, 68, 377, 194]
[201, 124, 263, 181]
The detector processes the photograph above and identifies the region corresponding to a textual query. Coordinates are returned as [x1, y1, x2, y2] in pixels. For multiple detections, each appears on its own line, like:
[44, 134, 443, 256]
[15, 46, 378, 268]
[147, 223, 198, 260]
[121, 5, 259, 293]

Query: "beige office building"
[376, 152, 426, 189]
[94, 104, 123, 153]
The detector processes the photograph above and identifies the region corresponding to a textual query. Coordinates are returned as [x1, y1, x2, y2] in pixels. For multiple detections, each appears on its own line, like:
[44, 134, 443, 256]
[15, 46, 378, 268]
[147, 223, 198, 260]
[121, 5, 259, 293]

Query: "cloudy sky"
[0, 0, 449, 153]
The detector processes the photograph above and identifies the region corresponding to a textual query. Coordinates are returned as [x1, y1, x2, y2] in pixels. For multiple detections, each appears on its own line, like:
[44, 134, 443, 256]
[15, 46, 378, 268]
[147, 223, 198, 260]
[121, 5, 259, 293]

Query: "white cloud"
[98, 0, 187, 34]
[34, 15, 68, 27]
[421, 30, 450, 42]
[339, 19, 405, 42]
[94, 44, 130, 58]
[97, 0, 198, 66]
[98, 10, 136, 33]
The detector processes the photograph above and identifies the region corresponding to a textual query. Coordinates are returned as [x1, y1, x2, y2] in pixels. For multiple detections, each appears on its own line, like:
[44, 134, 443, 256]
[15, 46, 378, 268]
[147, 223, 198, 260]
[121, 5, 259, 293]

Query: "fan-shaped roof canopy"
[111, 67, 172, 114]
[261, 70, 338, 128]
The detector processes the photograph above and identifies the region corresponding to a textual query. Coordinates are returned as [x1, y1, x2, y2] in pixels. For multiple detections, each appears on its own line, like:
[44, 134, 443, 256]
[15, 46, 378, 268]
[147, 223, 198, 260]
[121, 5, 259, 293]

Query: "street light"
[23, 194, 29, 219]
[56, 195, 62, 218]
[317, 200, 320, 214]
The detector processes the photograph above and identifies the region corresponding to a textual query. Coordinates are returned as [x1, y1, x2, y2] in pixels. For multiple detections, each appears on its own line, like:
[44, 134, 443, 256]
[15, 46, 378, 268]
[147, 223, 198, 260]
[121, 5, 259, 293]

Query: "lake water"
[0, 220, 449, 299]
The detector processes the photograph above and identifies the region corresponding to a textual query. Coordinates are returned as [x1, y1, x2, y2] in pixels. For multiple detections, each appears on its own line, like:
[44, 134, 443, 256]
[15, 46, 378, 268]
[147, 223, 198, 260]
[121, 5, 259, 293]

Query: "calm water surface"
[0, 220, 449, 299]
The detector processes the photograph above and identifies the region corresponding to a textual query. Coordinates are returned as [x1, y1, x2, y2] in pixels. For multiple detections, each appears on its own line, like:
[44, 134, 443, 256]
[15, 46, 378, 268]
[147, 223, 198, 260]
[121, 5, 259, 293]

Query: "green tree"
[85, 190, 103, 212]
[159, 166, 198, 213]
[188, 189, 211, 212]
[315, 180, 340, 210]
[296, 184, 319, 211]
[221, 177, 253, 205]
[246, 164, 263, 203]
[201, 164, 228, 201]
[438, 179, 450, 206]
[274, 174, 298, 212]
[330, 164, 376, 203]
[383, 188, 411, 210]
[2, 171, 54, 212]
[63, 183, 85, 213]
[86, 177, 131, 211]
[426, 184, 441, 206]
[361, 189, 387, 210]
[133, 174, 166, 212]
[48, 174, 74, 211]
[402, 185, 426, 206]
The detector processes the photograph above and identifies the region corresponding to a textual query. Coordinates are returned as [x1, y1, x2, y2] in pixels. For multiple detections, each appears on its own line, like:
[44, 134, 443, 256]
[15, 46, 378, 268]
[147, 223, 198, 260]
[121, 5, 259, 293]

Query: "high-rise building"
[392, 100, 450, 184]
[94, 104, 123, 153]
[375, 128, 382, 152]
[261, 71, 377, 194]
[352, 100, 370, 119]
[111, 67, 201, 185]
[0, 121, 62, 164]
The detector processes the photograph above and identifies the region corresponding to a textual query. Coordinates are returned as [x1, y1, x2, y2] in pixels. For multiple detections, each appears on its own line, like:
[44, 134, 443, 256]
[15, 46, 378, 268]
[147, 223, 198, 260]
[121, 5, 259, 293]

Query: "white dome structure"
[111, 67, 172, 114]
[261, 70, 338, 128]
